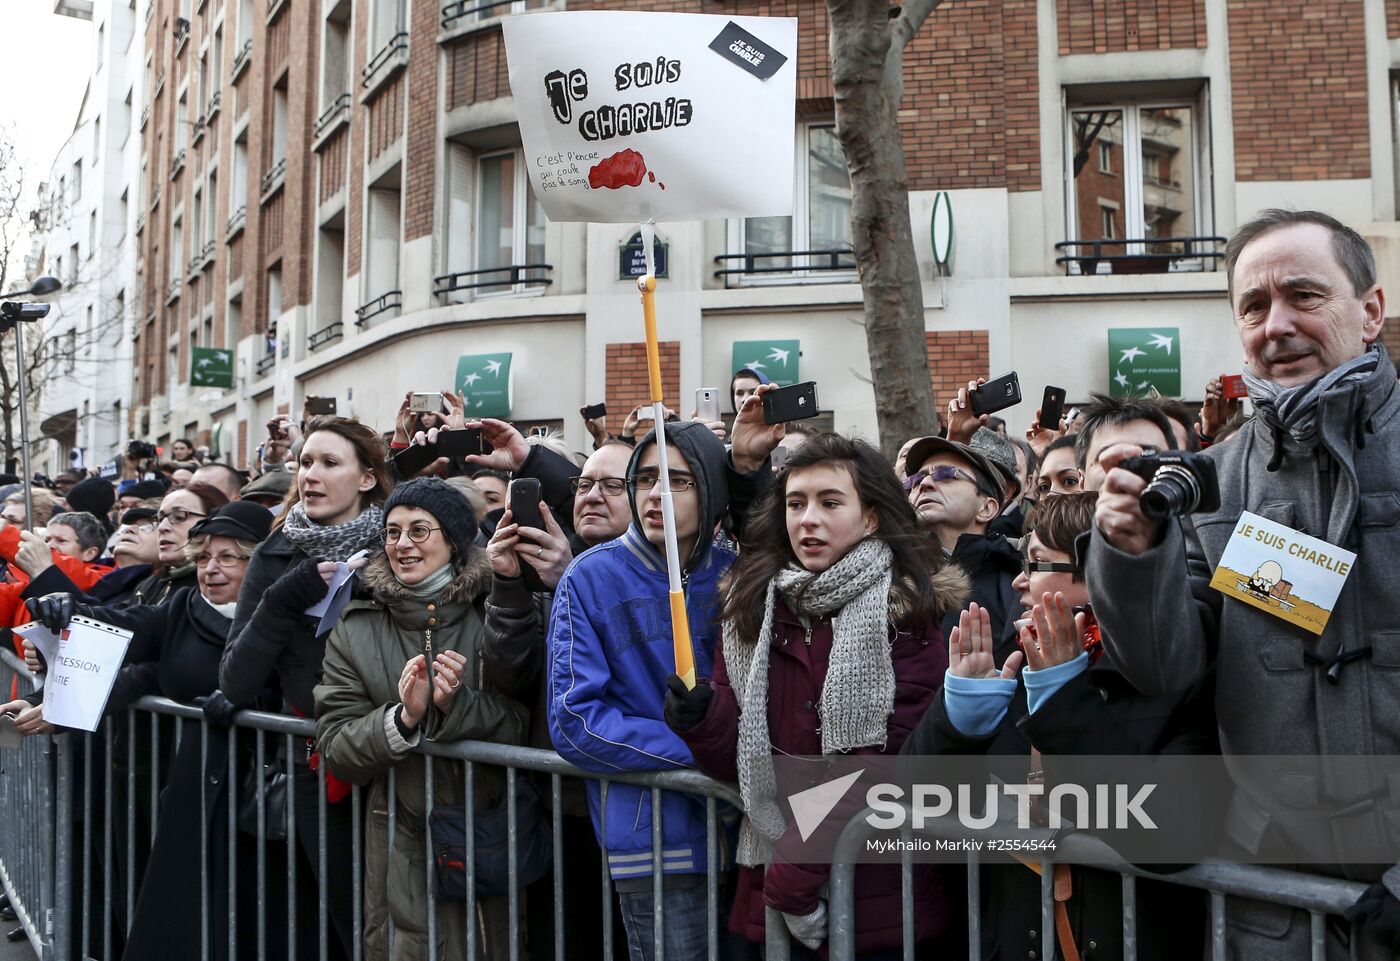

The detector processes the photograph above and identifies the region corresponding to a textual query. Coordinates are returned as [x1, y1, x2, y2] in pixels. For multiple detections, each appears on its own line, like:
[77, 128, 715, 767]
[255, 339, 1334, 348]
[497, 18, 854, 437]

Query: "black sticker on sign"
[708, 21, 789, 80]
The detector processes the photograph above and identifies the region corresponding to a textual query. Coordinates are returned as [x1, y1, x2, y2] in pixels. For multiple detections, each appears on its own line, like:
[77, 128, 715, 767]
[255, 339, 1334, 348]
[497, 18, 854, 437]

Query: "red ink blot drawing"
[647, 171, 655, 183]
[589, 149, 648, 190]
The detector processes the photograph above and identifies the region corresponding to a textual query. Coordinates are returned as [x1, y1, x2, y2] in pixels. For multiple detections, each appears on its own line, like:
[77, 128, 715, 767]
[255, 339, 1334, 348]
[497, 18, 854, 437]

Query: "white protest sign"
[502, 11, 797, 224]
[26, 616, 132, 733]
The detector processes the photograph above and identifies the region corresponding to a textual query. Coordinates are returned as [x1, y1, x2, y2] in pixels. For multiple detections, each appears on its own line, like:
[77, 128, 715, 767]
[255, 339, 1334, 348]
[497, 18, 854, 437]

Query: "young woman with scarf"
[664, 432, 967, 959]
[214, 416, 393, 961]
[314, 477, 529, 960]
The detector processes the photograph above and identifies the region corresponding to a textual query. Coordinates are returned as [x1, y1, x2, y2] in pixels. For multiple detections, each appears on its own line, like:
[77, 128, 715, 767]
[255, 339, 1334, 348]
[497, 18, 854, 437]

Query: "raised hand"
[1020, 592, 1088, 671]
[948, 602, 1023, 680]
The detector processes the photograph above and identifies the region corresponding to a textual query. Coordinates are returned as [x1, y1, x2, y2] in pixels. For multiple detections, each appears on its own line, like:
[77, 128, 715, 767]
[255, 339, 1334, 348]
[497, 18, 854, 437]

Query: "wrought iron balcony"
[231, 39, 252, 81]
[1053, 236, 1226, 276]
[712, 248, 856, 279]
[226, 204, 247, 238]
[314, 93, 351, 142]
[260, 157, 287, 199]
[361, 33, 408, 89]
[354, 290, 402, 326]
[308, 322, 343, 350]
[432, 264, 552, 298]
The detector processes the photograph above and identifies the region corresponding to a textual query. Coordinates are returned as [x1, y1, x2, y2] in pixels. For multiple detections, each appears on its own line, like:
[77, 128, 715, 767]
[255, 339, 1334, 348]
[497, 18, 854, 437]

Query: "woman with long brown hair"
[213, 416, 393, 960]
[665, 432, 966, 959]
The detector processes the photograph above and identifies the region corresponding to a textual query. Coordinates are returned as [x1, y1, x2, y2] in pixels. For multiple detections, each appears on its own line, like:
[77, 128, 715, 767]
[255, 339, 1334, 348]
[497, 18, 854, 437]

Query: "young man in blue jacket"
[548, 418, 737, 960]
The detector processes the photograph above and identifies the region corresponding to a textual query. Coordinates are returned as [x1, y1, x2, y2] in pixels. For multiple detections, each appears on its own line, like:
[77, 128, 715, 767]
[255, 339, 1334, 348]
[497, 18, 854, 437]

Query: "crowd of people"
[0, 207, 1393, 961]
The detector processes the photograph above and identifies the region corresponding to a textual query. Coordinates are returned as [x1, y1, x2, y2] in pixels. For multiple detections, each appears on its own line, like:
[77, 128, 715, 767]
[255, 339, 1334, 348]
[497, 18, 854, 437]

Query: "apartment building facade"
[132, 0, 1400, 465]
[32, 0, 143, 476]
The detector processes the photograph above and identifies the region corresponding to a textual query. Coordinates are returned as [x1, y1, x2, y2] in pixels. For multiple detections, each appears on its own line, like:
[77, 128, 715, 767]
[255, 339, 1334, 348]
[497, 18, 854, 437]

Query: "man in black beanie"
[65, 477, 117, 530]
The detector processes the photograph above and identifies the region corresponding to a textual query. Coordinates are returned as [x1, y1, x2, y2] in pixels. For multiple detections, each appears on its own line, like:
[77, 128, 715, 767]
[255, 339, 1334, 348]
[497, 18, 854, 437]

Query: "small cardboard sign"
[19, 616, 133, 733]
[1209, 511, 1356, 636]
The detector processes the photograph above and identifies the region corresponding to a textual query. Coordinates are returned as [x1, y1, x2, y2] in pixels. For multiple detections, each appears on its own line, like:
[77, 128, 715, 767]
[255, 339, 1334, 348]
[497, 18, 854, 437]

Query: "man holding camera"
[1085, 209, 1400, 959]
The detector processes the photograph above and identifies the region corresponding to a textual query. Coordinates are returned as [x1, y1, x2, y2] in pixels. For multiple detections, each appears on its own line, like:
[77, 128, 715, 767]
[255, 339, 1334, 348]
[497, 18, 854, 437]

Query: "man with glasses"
[548, 420, 740, 961]
[13, 505, 163, 612]
[904, 435, 1024, 647]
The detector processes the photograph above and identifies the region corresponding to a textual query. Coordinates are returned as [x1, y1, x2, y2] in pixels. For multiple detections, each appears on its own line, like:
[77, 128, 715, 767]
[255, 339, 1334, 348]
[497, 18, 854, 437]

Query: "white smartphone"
[635, 407, 656, 422]
[695, 388, 721, 423]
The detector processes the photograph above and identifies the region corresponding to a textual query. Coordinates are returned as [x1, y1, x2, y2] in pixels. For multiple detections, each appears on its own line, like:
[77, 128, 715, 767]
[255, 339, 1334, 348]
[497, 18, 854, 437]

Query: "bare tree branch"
[894, 0, 947, 50]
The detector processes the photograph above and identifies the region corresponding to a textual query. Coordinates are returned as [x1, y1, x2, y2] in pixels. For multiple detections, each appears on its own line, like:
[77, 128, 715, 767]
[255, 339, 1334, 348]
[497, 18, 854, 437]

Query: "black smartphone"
[508, 478, 546, 592]
[762, 382, 820, 425]
[508, 477, 544, 530]
[1039, 386, 1067, 430]
[970, 372, 1022, 417]
[437, 427, 491, 459]
[393, 442, 440, 478]
[582, 402, 607, 421]
[305, 396, 337, 416]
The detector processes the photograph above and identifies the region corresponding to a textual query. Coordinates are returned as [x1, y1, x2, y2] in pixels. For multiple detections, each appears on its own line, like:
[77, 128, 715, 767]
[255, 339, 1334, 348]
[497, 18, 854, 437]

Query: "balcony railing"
[166, 277, 182, 302]
[314, 93, 351, 141]
[174, 17, 190, 51]
[712, 248, 857, 279]
[206, 90, 222, 120]
[149, 182, 161, 210]
[170, 148, 186, 179]
[361, 32, 408, 89]
[308, 321, 343, 350]
[186, 254, 203, 278]
[201, 240, 217, 266]
[192, 114, 206, 143]
[231, 39, 253, 81]
[226, 204, 247, 238]
[255, 351, 276, 377]
[155, 69, 166, 97]
[267, 0, 288, 21]
[433, 264, 553, 298]
[1053, 235, 1226, 276]
[260, 157, 287, 199]
[139, 104, 150, 130]
[135, 212, 147, 235]
[440, 0, 547, 29]
[354, 290, 402, 326]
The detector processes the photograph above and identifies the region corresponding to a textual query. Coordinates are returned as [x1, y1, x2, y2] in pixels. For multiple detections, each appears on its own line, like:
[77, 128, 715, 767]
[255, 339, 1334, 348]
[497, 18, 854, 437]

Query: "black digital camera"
[1118, 451, 1220, 520]
[127, 440, 158, 460]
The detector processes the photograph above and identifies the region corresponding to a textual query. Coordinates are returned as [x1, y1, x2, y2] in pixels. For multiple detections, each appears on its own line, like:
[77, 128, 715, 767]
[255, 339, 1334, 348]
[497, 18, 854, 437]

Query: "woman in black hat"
[27, 502, 284, 961]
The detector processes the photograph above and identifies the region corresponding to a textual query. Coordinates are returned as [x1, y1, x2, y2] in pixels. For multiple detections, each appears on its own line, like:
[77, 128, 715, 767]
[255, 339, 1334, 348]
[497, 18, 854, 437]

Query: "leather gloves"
[662, 674, 713, 732]
[1346, 881, 1400, 950]
[195, 690, 241, 728]
[24, 593, 74, 634]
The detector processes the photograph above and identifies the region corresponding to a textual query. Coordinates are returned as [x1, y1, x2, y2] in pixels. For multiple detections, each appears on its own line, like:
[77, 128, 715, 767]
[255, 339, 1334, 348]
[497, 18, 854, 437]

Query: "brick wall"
[367, 73, 405, 163]
[1057, 0, 1207, 54]
[606, 341, 681, 420]
[319, 128, 349, 204]
[1229, 0, 1370, 182]
[346, 0, 368, 279]
[237, 419, 249, 470]
[926, 330, 991, 409]
[404, 0, 439, 240]
[901, 0, 1041, 191]
[1390, 0, 1400, 38]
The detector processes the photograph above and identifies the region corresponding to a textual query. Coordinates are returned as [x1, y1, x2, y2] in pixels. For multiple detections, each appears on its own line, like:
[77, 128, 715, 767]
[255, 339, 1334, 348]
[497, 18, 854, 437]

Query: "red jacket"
[0, 525, 113, 670]
[681, 596, 952, 955]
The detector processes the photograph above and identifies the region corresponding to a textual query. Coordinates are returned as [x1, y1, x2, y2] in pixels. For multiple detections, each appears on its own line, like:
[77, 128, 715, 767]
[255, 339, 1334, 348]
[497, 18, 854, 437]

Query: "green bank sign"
[1107, 328, 1180, 398]
[731, 340, 800, 388]
[190, 347, 234, 389]
[455, 353, 513, 418]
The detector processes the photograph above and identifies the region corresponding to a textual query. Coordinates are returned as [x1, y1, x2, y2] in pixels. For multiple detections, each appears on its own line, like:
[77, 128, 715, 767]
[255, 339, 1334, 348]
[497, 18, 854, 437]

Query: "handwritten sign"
[502, 11, 797, 223]
[18, 616, 132, 732]
[1209, 511, 1356, 635]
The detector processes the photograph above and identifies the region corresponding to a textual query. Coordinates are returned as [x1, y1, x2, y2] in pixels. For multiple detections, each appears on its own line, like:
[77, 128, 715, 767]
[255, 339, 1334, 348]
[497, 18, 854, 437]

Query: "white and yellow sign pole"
[637, 222, 696, 689]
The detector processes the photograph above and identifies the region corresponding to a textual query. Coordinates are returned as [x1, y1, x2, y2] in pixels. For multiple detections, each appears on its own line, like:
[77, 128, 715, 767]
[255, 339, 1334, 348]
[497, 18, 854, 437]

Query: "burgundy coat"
[682, 594, 954, 955]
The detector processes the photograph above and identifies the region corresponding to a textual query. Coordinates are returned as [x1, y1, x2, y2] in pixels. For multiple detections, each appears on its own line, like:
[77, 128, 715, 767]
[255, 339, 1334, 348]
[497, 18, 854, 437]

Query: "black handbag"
[236, 742, 289, 841]
[429, 775, 552, 900]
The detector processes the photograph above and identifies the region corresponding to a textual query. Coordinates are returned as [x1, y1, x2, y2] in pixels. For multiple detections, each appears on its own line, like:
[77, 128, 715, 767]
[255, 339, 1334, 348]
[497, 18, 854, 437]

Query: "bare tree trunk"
[825, 0, 944, 459]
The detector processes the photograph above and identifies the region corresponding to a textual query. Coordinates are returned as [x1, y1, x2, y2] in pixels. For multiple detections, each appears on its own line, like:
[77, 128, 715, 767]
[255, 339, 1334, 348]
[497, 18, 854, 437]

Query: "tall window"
[93, 116, 101, 165]
[365, 173, 401, 304]
[68, 243, 79, 284]
[371, 0, 406, 55]
[271, 84, 288, 168]
[265, 264, 283, 344]
[236, 0, 253, 47]
[191, 188, 203, 262]
[737, 123, 852, 277]
[210, 27, 223, 102]
[89, 211, 98, 255]
[175, 90, 189, 152]
[476, 149, 545, 293]
[169, 216, 182, 286]
[231, 131, 248, 215]
[71, 160, 82, 202]
[320, 0, 351, 113]
[206, 169, 218, 246]
[1067, 101, 1202, 262]
[316, 213, 345, 332]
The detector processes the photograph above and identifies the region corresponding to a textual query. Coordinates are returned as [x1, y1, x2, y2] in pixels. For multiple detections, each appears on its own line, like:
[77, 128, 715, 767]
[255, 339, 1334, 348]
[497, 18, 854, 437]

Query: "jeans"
[615, 875, 718, 961]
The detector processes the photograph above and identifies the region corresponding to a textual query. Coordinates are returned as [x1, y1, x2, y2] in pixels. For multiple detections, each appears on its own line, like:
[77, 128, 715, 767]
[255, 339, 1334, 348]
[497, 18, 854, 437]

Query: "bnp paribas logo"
[1107, 328, 1180, 398]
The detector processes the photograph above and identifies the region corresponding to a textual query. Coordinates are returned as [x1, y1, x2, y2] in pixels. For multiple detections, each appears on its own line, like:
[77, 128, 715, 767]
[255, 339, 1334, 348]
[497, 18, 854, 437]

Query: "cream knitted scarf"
[724, 537, 895, 866]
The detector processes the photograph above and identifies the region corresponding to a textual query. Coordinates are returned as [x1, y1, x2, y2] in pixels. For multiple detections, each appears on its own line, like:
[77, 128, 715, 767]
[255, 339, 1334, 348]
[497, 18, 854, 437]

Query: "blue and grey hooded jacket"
[547, 420, 735, 880]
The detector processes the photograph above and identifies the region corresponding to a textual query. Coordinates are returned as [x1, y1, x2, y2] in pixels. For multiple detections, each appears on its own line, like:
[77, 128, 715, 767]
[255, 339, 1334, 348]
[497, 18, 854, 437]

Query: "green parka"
[314, 550, 529, 961]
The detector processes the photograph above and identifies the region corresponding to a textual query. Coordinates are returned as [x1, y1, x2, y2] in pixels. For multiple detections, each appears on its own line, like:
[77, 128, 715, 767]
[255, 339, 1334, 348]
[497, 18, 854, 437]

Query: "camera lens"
[1139, 465, 1201, 520]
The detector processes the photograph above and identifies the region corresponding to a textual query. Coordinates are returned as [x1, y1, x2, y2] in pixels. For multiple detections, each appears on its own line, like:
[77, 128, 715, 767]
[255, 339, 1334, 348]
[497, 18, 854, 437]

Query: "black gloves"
[662, 674, 713, 732]
[266, 558, 331, 612]
[1345, 881, 1400, 950]
[195, 690, 241, 728]
[24, 593, 74, 634]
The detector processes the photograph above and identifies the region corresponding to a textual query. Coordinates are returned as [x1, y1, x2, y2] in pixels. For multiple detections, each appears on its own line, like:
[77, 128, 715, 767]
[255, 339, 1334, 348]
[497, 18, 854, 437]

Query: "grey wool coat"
[1082, 344, 1400, 960]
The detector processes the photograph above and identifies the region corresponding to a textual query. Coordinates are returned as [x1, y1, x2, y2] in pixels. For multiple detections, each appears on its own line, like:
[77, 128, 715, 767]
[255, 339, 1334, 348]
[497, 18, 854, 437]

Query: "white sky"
[0, 0, 95, 282]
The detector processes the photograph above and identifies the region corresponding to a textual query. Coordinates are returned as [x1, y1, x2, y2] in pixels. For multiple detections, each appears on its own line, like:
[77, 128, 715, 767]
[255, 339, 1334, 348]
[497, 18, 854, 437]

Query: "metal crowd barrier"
[825, 804, 1371, 961]
[0, 644, 1376, 961]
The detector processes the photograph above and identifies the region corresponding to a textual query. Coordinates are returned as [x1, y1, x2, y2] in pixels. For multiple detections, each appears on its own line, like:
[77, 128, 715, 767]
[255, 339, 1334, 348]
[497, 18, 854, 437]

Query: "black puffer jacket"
[941, 531, 1022, 647]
